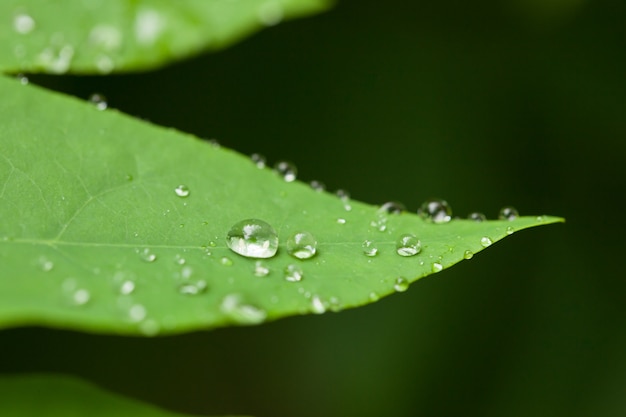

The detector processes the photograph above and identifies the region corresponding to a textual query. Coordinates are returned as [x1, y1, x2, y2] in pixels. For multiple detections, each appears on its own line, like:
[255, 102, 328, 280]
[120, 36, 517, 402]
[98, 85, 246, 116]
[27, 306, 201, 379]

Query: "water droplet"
[178, 280, 207, 295]
[480, 237, 493, 247]
[258, 1, 284, 26]
[226, 219, 279, 258]
[207, 138, 220, 148]
[251, 153, 266, 168]
[396, 234, 422, 257]
[254, 261, 270, 277]
[370, 215, 387, 232]
[119, 280, 135, 295]
[311, 295, 326, 314]
[220, 294, 266, 324]
[129, 304, 147, 322]
[336, 218, 346, 225]
[39, 257, 54, 272]
[138, 319, 160, 336]
[394, 277, 409, 292]
[463, 250, 474, 260]
[506, 226, 515, 235]
[220, 257, 233, 266]
[88, 93, 108, 110]
[362, 240, 378, 257]
[499, 206, 519, 221]
[208, 241, 217, 247]
[432, 262, 443, 273]
[13, 13, 35, 34]
[468, 212, 486, 222]
[335, 189, 350, 201]
[181, 266, 193, 279]
[37, 44, 75, 74]
[273, 161, 297, 182]
[72, 289, 90, 305]
[137, 248, 156, 262]
[15, 73, 29, 85]
[418, 198, 452, 223]
[135, 8, 165, 46]
[310, 180, 326, 192]
[174, 254, 186, 265]
[284, 264, 304, 282]
[369, 292, 380, 301]
[286, 231, 318, 259]
[379, 201, 405, 214]
[536, 215, 545, 222]
[174, 184, 190, 197]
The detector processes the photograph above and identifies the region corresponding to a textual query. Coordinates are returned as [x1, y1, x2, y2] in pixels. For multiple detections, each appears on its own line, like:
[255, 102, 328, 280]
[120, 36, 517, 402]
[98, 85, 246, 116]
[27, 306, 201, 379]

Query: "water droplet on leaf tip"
[362, 240, 378, 257]
[88, 93, 108, 110]
[418, 198, 452, 223]
[396, 234, 422, 257]
[286, 231, 318, 260]
[251, 153, 266, 168]
[310, 180, 326, 192]
[480, 237, 493, 247]
[226, 219, 278, 258]
[273, 160, 297, 182]
[432, 262, 443, 273]
[463, 250, 474, 260]
[499, 206, 519, 221]
[468, 212, 486, 222]
[284, 264, 304, 282]
[254, 261, 270, 277]
[379, 201, 405, 214]
[174, 184, 190, 197]
[394, 277, 409, 292]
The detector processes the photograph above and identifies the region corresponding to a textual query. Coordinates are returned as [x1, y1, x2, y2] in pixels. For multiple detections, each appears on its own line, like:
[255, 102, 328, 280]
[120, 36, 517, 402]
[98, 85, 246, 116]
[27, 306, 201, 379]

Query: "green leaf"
[0, 76, 563, 335]
[0, 0, 332, 74]
[0, 374, 247, 417]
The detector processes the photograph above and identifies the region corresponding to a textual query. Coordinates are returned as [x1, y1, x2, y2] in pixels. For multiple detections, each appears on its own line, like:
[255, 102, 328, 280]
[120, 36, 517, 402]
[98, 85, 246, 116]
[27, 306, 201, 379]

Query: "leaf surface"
[0, 374, 246, 417]
[0, 76, 563, 335]
[0, 0, 331, 74]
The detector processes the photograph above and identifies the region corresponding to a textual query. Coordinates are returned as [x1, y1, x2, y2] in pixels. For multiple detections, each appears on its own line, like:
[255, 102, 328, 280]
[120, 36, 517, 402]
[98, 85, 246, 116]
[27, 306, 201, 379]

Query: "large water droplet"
[362, 240, 378, 257]
[396, 234, 421, 257]
[480, 237, 493, 247]
[220, 294, 266, 324]
[468, 212, 486, 222]
[284, 264, 304, 282]
[251, 153, 266, 168]
[226, 219, 278, 258]
[13, 13, 35, 34]
[499, 206, 519, 220]
[273, 161, 297, 182]
[88, 93, 108, 110]
[286, 231, 317, 259]
[394, 277, 409, 292]
[379, 201, 405, 214]
[418, 198, 452, 223]
[254, 261, 270, 277]
[174, 184, 190, 197]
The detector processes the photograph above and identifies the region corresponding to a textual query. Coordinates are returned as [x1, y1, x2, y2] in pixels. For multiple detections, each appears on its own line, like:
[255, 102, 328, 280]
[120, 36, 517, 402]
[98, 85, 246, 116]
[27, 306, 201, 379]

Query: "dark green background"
[3, 0, 625, 416]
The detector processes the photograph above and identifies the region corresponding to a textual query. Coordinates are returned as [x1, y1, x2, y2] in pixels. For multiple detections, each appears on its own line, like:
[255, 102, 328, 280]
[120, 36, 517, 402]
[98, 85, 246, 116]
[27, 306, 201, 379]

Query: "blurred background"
[2, 0, 625, 416]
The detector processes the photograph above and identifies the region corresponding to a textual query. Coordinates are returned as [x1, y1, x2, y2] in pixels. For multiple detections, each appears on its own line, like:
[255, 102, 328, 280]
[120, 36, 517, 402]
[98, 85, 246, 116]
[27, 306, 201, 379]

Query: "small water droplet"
[336, 218, 346, 224]
[506, 226, 515, 235]
[499, 206, 519, 220]
[138, 319, 160, 336]
[396, 234, 421, 257]
[39, 257, 54, 272]
[137, 248, 156, 262]
[129, 304, 147, 322]
[13, 13, 36, 34]
[369, 292, 380, 301]
[72, 288, 90, 305]
[335, 189, 350, 201]
[370, 213, 388, 232]
[254, 261, 270, 277]
[178, 280, 207, 295]
[394, 277, 409, 292]
[418, 198, 452, 223]
[258, 1, 284, 26]
[174, 254, 186, 265]
[119, 280, 135, 295]
[15, 73, 29, 85]
[310, 180, 326, 192]
[311, 295, 326, 314]
[181, 265, 193, 279]
[362, 240, 378, 257]
[207, 138, 220, 148]
[536, 215, 545, 222]
[379, 201, 405, 214]
[273, 161, 297, 182]
[480, 237, 493, 247]
[208, 241, 217, 247]
[220, 294, 267, 324]
[220, 257, 233, 266]
[174, 184, 190, 197]
[88, 93, 108, 110]
[226, 219, 279, 258]
[251, 153, 266, 168]
[468, 212, 486, 222]
[463, 250, 474, 260]
[284, 264, 304, 282]
[286, 231, 318, 259]
[432, 262, 443, 273]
